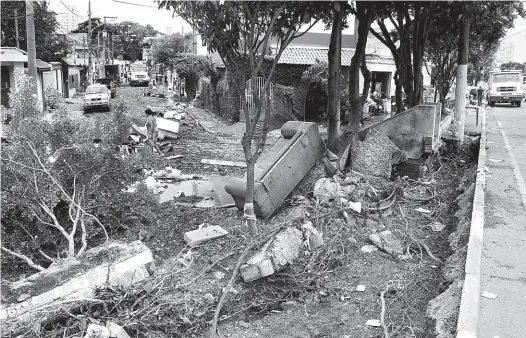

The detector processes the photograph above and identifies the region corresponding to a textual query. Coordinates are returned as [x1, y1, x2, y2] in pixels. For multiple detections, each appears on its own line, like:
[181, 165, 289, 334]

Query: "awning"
[36, 59, 52, 71]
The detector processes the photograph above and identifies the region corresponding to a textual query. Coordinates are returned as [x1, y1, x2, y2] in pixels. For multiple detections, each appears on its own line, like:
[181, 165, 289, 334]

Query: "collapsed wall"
[426, 165, 477, 338]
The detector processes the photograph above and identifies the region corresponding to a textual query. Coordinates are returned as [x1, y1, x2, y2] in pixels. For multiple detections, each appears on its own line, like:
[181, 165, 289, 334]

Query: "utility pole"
[88, 0, 92, 85]
[454, 19, 470, 141]
[14, 9, 20, 49]
[26, 0, 37, 97]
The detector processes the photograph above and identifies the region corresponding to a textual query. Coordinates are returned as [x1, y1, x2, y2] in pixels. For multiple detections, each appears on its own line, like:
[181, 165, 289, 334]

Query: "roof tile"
[275, 47, 355, 66]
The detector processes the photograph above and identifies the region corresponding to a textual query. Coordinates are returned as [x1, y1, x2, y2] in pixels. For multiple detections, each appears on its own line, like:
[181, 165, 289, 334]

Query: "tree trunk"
[334, 2, 373, 158]
[454, 19, 470, 141]
[413, 60, 424, 105]
[327, 2, 344, 150]
[394, 71, 404, 114]
[26, 0, 38, 98]
[244, 157, 257, 236]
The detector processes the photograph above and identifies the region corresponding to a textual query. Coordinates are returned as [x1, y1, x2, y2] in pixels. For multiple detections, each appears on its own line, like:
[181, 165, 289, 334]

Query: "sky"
[49, 0, 525, 62]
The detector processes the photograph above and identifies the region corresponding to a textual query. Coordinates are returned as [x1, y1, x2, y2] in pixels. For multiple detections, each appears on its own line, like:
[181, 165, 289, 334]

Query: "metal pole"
[88, 0, 92, 84]
[14, 9, 20, 49]
[25, 0, 38, 97]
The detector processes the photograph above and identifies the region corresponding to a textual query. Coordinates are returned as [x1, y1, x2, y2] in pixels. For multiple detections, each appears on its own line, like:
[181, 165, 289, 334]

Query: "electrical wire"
[111, 0, 158, 8]
[501, 28, 526, 41]
[59, 0, 84, 18]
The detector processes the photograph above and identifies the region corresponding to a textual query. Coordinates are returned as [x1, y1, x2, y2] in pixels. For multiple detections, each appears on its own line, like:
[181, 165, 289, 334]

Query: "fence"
[240, 77, 274, 111]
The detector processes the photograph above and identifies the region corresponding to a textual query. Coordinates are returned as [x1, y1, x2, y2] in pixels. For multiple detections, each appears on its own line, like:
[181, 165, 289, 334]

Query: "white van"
[488, 70, 523, 107]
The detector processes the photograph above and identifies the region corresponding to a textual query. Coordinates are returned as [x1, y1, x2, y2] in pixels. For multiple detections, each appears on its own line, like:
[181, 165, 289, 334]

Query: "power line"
[501, 28, 526, 41]
[111, 0, 158, 8]
[59, 0, 84, 18]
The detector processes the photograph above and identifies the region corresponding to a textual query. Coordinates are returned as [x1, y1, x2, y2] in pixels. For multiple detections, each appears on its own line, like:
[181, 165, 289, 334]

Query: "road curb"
[456, 106, 487, 338]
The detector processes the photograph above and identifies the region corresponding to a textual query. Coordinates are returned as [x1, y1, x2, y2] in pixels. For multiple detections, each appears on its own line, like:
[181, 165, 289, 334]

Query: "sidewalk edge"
[456, 107, 487, 338]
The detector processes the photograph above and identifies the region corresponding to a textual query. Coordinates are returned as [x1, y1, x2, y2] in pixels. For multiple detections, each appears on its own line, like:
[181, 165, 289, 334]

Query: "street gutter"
[456, 106, 487, 338]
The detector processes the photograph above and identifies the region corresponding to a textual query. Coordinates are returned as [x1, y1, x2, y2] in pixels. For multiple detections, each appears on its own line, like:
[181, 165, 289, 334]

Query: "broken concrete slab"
[240, 227, 303, 282]
[368, 230, 404, 258]
[350, 129, 404, 179]
[225, 121, 325, 219]
[184, 225, 228, 248]
[1, 241, 153, 334]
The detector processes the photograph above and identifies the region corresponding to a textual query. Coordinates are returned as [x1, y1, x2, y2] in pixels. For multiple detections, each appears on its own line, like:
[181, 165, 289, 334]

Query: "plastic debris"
[360, 245, 378, 253]
[415, 207, 431, 213]
[313, 178, 341, 205]
[366, 319, 381, 327]
[356, 285, 366, 292]
[481, 291, 497, 299]
[428, 222, 446, 232]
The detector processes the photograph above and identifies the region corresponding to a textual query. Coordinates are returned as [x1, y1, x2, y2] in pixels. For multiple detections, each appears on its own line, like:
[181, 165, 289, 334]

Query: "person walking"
[144, 108, 164, 156]
[477, 85, 484, 106]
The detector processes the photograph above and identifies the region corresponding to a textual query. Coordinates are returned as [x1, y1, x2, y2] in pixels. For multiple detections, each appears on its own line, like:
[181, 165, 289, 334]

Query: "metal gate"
[240, 77, 273, 111]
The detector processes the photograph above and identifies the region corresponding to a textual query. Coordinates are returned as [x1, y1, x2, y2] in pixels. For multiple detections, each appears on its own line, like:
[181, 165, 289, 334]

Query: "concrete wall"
[359, 104, 437, 159]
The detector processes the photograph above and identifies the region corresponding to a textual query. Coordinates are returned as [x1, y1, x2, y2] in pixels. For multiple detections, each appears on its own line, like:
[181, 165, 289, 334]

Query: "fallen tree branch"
[1, 247, 45, 271]
[210, 226, 283, 337]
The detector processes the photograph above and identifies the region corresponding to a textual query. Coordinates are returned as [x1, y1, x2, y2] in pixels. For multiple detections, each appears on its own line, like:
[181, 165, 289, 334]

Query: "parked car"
[95, 78, 117, 98]
[84, 84, 111, 113]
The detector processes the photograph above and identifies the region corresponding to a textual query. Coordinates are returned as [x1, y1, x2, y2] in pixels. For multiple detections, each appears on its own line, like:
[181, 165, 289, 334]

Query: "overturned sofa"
[225, 121, 324, 218]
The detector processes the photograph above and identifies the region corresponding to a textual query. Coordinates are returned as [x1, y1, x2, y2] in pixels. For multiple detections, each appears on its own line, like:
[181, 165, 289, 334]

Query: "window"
[86, 86, 108, 94]
[493, 73, 520, 83]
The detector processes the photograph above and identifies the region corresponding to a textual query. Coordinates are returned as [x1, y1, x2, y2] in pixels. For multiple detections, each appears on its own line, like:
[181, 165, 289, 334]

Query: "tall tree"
[326, 1, 348, 150]
[1, 1, 68, 61]
[334, 1, 375, 158]
[158, 1, 321, 239]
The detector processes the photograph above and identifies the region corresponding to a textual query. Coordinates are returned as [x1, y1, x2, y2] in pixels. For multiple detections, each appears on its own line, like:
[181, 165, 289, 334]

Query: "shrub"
[8, 70, 40, 122]
[1, 99, 159, 272]
[44, 85, 64, 110]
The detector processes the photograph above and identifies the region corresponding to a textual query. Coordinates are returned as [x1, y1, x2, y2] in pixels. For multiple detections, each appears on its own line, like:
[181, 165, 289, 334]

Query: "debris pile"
[350, 129, 405, 178]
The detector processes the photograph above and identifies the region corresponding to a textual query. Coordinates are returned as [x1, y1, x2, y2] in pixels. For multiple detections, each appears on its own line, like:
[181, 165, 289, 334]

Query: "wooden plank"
[200, 159, 247, 168]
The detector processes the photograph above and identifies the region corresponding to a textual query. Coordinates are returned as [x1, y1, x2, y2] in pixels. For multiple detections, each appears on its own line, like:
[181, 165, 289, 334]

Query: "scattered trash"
[213, 271, 225, 280]
[175, 190, 185, 198]
[481, 291, 497, 299]
[301, 221, 325, 251]
[200, 159, 247, 168]
[313, 177, 341, 205]
[156, 117, 180, 139]
[356, 285, 366, 292]
[184, 225, 228, 248]
[488, 159, 504, 163]
[368, 230, 405, 258]
[349, 201, 362, 213]
[415, 207, 432, 214]
[238, 320, 250, 328]
[427, 222, 446, 232]
[16, 293, 30, 302]
[165, 155, 183, 160]
[365, 319, 381, 327]
[360, 245, 378, 253]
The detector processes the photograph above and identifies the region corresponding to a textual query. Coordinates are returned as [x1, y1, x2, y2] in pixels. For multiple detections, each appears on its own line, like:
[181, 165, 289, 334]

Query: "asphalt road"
[478, 99, 526, 338]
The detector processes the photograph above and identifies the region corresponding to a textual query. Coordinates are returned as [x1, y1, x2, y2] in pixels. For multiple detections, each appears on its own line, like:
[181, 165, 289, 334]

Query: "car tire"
[517, 101, 522, 108]
[490, 101, 495, 107]
[83, 108, 90, 114]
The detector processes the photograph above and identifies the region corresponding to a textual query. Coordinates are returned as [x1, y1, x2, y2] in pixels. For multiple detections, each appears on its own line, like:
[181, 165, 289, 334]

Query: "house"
[1, 47, 28, 107]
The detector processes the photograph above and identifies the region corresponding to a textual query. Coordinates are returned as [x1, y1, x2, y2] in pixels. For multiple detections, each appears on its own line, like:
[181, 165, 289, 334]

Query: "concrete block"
[240, 227, 302, 282]
[184, 225, 228, 248]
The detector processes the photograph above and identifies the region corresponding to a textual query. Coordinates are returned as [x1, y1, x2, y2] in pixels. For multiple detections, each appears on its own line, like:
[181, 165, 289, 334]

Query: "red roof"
[274, 47, 355, 66]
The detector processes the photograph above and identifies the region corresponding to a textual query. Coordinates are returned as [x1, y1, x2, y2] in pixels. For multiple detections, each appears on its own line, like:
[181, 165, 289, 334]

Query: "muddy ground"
[3, 85, 473, 338]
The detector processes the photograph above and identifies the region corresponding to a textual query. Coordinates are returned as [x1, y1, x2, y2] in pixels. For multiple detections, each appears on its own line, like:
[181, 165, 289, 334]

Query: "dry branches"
[1, 247, 45, 271]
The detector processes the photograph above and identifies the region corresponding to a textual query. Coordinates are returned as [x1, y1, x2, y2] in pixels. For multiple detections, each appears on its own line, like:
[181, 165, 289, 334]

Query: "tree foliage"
[73, 19, 158, 61]
[426, 1, 525, 107]
[1, 73, 160, 271]
[1, 0, 68, 61]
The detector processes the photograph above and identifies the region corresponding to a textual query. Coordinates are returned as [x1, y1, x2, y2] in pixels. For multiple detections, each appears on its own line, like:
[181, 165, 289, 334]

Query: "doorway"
[1, 66, 10, 107]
